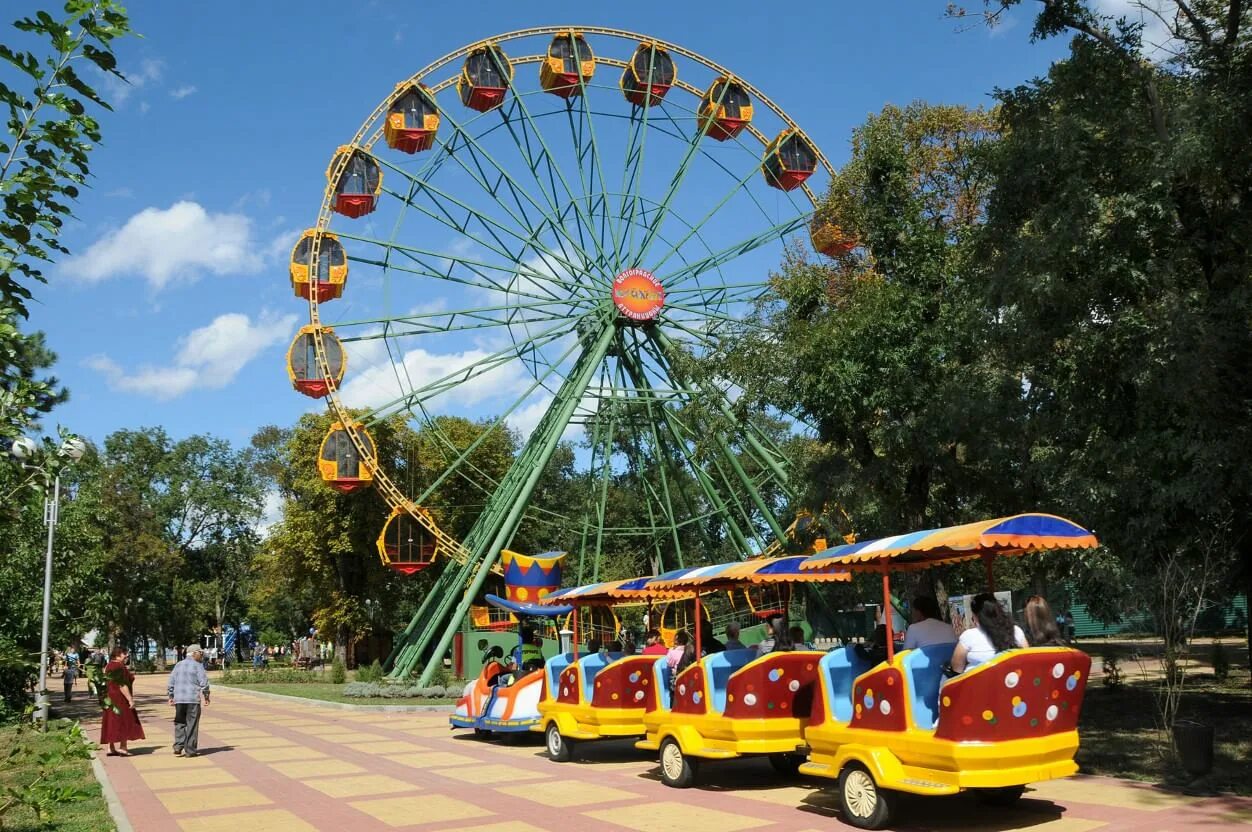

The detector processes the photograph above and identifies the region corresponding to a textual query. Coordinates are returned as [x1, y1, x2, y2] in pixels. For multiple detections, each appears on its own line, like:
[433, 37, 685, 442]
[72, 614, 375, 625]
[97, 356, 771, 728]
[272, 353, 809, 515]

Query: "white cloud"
[255, 489, 283, 537]
[86, 311, 297, 401]
[169, 84, 197, 100]
[1091, 0, 1176, 57]
[63, 201, 262, 289]
[337, 344, 533, 417]
[96, 58, 163, 105]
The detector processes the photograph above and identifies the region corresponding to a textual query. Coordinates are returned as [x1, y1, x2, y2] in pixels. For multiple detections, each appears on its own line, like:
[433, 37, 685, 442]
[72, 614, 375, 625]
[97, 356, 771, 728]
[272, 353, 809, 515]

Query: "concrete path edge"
[91, 754, 135, 832]
[218, 684, 456, 712]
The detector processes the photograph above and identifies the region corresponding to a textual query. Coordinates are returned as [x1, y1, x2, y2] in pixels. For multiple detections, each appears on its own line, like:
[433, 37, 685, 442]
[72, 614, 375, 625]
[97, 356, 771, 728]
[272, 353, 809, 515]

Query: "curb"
[219, 684, 455, 712]
[92, 754, 135, 832]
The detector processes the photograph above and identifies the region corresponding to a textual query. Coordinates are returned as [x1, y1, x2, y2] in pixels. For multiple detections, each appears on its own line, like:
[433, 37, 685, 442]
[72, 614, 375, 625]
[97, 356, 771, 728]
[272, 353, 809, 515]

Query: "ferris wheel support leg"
[384, 563, 465, 677]
[413, 322, 619, 687]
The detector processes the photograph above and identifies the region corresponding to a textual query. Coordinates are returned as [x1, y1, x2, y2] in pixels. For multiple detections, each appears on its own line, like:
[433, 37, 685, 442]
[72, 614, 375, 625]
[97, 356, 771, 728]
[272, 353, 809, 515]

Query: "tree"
[1, 0, 131, 316]
[82, 428, 264, 664]
[700, 104, 1018, 551]
[973, 0, 1252, 663]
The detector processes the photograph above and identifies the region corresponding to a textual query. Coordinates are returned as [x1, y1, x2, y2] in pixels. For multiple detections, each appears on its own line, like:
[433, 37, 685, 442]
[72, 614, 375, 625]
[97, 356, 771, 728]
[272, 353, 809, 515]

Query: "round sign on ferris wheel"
[612, 267, 665, 322]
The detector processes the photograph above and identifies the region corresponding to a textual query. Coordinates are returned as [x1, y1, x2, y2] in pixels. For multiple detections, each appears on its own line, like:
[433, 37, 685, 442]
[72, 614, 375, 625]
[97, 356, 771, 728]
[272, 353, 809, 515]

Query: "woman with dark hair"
[1024, 595, 1067, 647]
[755, 615, 795, 655]
[950, 594, 1027, 673]
[99, 647, 144, 756]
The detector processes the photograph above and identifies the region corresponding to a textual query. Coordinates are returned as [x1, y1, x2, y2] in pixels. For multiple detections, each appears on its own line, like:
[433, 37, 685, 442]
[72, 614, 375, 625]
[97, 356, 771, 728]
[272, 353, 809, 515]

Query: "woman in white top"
[950, 593, 1028, 673]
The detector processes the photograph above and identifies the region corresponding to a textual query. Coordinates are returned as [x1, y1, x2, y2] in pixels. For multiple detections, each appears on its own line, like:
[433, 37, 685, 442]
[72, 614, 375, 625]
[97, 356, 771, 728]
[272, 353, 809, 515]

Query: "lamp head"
[59, 437, 86, 462]
[9, 436, 38, 460]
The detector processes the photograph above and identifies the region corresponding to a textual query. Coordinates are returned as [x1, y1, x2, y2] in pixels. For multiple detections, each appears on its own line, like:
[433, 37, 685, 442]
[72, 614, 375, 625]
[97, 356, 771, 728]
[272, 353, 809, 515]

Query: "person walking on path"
[100, 647, 144, 757]
[62, 645, 79, 702]
[167, 644, 211, 757]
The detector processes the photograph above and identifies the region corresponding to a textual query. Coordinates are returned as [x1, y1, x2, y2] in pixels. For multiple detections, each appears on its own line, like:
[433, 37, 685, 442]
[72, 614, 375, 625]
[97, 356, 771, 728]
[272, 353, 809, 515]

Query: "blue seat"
[820, 646, 874, 723]
[577, 652, 623, 702]
[901, 644, 956, 729]
[705, 649, 758, 713]
[546, 652, 576, 698]
[653, 658, 672, 710]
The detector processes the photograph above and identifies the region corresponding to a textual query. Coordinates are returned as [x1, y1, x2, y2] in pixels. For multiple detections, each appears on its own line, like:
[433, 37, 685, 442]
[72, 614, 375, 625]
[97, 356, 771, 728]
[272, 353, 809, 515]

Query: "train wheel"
[977, 785, 1026, 807]
[545, 723, 574, 762]
[768, 752, 804, 777]
[659, 738, 698, 788]
[838, 762, 892, 829]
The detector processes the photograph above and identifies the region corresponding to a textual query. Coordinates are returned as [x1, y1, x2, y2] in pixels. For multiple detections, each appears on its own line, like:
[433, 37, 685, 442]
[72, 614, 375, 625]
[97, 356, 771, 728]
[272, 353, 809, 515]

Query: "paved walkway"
[75, 673, 1252, 832]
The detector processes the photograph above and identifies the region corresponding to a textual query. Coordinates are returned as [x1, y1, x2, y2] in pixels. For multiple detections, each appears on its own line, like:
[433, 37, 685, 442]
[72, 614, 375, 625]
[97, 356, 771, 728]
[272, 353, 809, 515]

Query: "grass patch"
[1077, 672, 1252, 795]
[219, 681, 451, 706]
[0, 720, 113, 832]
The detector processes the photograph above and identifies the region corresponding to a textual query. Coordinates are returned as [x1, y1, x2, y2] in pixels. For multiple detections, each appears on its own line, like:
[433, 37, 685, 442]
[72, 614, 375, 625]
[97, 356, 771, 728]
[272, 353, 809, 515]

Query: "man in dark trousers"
[167, 644, 211, 757]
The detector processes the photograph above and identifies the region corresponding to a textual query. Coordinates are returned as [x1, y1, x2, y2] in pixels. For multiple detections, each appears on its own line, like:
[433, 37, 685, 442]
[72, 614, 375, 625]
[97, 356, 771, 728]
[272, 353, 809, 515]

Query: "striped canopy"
[800, 513, 1098, 572]
[648, 555, 851, 590]
[537, 576, 686, 606]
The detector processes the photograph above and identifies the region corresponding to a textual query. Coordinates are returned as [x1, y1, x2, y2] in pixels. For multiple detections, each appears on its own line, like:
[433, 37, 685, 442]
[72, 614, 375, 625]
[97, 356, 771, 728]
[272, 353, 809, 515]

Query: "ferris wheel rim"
[302, 26, 829, 568]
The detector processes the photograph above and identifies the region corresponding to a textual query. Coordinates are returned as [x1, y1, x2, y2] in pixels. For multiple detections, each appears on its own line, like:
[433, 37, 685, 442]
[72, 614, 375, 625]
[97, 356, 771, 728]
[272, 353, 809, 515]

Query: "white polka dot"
[788, 680, 800, 693]
[744, 693, 757, 707]
[634, 690, 645, 701]
[1046, 705, 1059, 721]
[1052, 663, 1065, 679]
[1004, 671, 1020, 688]
[879, 700, 891, 715]
[561, 687, 568, 697]
[678, 684, 686, 696]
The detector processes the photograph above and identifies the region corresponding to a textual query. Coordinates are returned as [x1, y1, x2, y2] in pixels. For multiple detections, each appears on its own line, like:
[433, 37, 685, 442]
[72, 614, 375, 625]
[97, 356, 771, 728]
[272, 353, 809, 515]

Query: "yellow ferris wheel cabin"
[289, 231, 348, 302]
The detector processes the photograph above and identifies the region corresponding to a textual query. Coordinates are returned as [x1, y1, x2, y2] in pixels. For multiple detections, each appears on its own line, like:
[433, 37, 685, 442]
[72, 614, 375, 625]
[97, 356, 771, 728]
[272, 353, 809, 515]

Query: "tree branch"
[1168, 0, 1215, 48]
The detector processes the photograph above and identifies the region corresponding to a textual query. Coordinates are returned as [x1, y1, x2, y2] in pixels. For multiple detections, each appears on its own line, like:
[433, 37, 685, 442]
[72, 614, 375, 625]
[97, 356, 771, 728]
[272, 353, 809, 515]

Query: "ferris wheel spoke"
[628, 82, 732, 267]
[333, 297, 583, 341]
[410, 333, 584, 505]
[426, 107, 609, 293]
[564, 93, 621, 273]
[373, 158, 597, 301]
[358, 316, 581, 425]
[497, 89, 616, 276]
[657, 212, 810, 290]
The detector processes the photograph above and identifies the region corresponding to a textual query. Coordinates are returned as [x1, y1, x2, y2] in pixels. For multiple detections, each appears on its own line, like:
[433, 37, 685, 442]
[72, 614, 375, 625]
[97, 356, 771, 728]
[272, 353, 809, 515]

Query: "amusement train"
[449, 513, 1097, 829]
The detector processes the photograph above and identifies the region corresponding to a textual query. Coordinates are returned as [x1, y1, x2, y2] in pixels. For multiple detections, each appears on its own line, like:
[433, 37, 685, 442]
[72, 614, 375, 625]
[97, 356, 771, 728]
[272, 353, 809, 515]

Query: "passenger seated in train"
[641, 629, 667, 656]
[1024, 595, 1067, 647]
[699, 622, 725, 654]
[790, 626, 812, 649]
[903, 596, 957, 650]
[854, 624, 889, 665]
[950, 593, 1028, 673]
[755, 615, 794, 655]
[723, 621, 745, 651]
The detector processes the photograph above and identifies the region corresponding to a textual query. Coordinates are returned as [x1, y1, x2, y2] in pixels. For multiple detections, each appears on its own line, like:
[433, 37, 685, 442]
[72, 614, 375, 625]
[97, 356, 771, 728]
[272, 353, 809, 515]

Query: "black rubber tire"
[768, 752, 804, 777]
[977, 784, 1026, 807]
[545, 723, 574, 762]
[837, 762, 892, 830]
[659, 737, 698, 788]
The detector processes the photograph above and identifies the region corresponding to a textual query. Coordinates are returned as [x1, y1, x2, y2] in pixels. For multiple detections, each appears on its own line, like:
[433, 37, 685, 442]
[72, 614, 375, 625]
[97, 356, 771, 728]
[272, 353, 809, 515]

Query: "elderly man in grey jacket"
[167, 644, 211, 757]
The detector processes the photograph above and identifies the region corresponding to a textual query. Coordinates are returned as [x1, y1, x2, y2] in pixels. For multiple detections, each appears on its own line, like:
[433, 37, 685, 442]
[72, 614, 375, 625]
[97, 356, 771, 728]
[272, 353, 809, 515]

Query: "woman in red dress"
[99, 646, 144, 756]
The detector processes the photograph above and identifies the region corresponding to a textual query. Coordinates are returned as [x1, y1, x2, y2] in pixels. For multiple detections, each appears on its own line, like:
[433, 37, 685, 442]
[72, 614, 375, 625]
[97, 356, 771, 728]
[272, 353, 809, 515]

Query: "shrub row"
[221, 668, 327, 684]
[342, 682, 454, 699]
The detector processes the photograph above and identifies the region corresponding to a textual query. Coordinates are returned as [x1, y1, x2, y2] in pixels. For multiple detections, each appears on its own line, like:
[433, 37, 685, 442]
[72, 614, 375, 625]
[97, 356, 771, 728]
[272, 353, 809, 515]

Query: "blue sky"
[23, 0, 1079, 452]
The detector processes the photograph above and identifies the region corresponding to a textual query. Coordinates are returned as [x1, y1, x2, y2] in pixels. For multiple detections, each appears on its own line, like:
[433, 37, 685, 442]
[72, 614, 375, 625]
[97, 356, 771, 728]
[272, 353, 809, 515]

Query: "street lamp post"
[10, 436, 86, 726]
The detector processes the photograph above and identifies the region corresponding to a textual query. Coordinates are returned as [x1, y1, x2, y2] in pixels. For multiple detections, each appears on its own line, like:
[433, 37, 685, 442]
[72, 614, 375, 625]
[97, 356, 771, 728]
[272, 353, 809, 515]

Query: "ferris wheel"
[283, 26, 849, 682]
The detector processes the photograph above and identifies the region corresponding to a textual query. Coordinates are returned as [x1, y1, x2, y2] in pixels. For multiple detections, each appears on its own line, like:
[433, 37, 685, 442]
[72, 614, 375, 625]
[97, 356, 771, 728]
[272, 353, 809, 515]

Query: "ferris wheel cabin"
[810, 215, 858, 258]
[541, 31, 594, 98]
[459, 43, 513, 112]
[698, 77, 752, 141]
[763, 129, 818, 192]
[318, 422, 375, 494]
[327, 146, 381, 219]
[377, 507, 438, 575]
[286, 325, 344, 398]
[620, 42, 675, 106]
[385, 83, 439, 153]
[289, 231, 348, 302]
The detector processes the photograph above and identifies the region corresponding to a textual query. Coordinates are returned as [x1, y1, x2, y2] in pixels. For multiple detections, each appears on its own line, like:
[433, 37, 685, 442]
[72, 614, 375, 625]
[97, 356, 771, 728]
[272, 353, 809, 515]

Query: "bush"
[330, 657, 346, 684]
[341, 681, 456, 699]
[355, 660, 384, 684]
[0, 638, 35, 723]
[220, 667, 324, 685]
[1102, 650, 1125, 690]
[1211, 641, 1230, 682]
[0, 716, 94, 827]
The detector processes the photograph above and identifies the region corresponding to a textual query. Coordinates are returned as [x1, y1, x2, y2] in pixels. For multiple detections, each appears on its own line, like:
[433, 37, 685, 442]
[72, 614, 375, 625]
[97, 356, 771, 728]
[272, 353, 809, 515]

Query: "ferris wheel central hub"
[612, 267, 665, 323]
